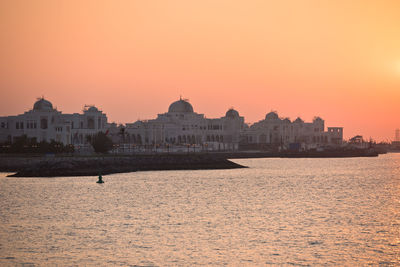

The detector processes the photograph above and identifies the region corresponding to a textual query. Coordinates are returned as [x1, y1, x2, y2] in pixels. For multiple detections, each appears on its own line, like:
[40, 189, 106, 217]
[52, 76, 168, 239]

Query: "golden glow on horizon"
[0, 0, 399, 141]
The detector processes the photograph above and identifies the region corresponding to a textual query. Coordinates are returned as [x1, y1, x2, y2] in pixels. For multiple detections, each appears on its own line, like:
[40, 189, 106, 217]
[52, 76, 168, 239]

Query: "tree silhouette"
[89, 132, 113, 153]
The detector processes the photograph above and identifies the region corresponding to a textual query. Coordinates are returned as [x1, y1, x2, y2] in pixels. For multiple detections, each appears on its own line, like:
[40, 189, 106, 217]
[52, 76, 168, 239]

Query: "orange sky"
[0, 0, 399, 141]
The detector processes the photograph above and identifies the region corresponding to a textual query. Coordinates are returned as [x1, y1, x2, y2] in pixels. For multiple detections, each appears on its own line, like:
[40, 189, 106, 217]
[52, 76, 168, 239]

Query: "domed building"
[0, 98, 108, 147]
[225, 108, 240, 119]
[241, 110, 343, 149]
[86, 106, 99, 112]
[33, 98, 54, 112]
[124, 98, 245, 151]
[265, 111, 279, 120]
[168, 99, 194, 113]
[1, 96, 343, 153]
[294, 117, 304, 123]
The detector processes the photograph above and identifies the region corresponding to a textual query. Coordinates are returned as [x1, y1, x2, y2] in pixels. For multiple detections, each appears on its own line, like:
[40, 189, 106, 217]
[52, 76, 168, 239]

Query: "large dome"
[33, 98, 53, 111]
[225, 108, 239, 118]
[168, 99, 194, 113]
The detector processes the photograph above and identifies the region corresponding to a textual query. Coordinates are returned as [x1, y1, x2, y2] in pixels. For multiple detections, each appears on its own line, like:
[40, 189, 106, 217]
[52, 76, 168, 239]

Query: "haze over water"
[1, 154, 399, 265]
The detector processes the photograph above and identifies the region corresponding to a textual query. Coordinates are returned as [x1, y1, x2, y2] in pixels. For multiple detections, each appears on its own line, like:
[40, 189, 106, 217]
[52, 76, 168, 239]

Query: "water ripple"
[0, 154, 399, 265]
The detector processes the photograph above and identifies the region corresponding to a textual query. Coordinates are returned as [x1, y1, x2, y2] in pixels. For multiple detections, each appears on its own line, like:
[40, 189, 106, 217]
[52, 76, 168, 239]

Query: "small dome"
[265, 111, 279, 120]
[225, 108, 239, 118]
[282, 118, 291, 123]
[168, 99, 194, 113]
[294, 117, 304, 123]
[87, 106, 99, 112]
[33, 98, 53, 111]
[313, 116, 323, 122]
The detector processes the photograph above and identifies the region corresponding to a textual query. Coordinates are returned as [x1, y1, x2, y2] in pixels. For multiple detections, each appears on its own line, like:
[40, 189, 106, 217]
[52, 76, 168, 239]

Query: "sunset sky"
[1, 0, 399, 141]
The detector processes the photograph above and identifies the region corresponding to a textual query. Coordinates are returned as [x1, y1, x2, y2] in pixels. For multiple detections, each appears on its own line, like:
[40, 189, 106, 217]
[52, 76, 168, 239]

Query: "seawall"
[1, 154, 246, 177]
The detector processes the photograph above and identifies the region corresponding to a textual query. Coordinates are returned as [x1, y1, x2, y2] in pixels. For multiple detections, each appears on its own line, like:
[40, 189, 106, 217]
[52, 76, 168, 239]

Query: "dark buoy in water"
[97, 174, 104, 184]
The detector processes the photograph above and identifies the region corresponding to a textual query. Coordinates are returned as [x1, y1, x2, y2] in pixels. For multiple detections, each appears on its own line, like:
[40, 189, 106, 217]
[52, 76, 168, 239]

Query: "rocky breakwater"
[3, 154, 246, 177]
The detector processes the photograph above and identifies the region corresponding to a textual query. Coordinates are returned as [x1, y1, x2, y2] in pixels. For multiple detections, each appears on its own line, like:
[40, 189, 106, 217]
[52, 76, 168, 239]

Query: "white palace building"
[0, 97, 343, 151]
[0, 98, 108, 145]
[123, 98, 245, 151]
[241, 111, 343, 150]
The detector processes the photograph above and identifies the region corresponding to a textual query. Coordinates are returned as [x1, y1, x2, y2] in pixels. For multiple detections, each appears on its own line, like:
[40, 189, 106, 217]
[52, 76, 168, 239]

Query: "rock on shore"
[3, 154, 246, 177]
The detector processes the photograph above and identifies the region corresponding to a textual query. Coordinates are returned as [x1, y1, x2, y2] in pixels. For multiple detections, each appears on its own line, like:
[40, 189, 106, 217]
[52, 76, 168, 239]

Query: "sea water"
[0, 154, 399, 265]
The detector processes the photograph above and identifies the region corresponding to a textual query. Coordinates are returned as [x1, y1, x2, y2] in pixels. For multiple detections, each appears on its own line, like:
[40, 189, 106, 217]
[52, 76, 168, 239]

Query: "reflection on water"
[0, 154, 399, 265]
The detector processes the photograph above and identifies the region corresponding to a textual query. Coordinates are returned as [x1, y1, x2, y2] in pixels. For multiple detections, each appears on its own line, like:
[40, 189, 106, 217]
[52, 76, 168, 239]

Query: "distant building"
[349, 135, 364, 144]
[240, 111, 343, 150]
[0, 98, 108, 145]
[392, 129, 400, 147]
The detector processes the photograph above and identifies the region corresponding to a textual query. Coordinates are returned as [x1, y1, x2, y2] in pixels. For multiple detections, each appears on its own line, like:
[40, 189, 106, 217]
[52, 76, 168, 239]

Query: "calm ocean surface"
[1, 154, 399, 266]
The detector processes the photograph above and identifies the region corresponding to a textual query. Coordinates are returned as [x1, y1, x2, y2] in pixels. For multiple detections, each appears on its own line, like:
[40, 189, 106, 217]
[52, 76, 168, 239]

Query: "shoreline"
[2, 154, 246, 177]
[0, 149, 380, 177]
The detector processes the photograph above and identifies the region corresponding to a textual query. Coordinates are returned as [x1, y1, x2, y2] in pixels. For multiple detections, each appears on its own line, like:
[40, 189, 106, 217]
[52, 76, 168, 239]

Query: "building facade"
[0, 98, 108, 145]
[240, 111, 343, 150]
[1, 97, 343, 151]
[122, 98, 245, 150]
